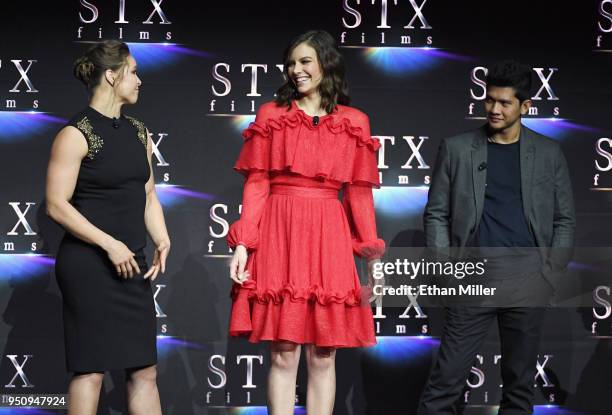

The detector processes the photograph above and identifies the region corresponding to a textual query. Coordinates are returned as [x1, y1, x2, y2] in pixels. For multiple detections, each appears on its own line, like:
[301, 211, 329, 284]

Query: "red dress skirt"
[227, 101, 385, 348]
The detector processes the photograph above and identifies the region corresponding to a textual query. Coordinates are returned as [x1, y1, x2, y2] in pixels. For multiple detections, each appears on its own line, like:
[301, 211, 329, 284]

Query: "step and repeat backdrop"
[1, 1, 611, 414]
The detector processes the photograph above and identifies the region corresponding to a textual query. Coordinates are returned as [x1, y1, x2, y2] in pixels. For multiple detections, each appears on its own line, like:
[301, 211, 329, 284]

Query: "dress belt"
[270, 184, 339, 199]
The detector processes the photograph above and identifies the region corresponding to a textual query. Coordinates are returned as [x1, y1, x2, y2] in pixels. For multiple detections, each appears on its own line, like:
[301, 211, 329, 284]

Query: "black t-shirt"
[476, 139, 540, 278]
[477, 139, 535, 247]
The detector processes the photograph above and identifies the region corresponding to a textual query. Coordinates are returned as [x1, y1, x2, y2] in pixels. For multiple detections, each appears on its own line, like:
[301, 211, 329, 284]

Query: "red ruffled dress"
[227, 101, 385, 348]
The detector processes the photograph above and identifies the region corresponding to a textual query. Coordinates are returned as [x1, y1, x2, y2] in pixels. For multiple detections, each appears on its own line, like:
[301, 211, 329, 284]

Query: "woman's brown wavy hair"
[275, 30, 350, 114]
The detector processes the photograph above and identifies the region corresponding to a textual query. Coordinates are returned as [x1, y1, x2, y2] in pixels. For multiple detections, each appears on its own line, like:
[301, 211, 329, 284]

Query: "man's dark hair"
[486, 60, 532, 102]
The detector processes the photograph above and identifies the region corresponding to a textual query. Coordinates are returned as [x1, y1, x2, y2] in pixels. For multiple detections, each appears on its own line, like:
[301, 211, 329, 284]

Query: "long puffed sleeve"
[227, 171, 270, 250]
[227, 104, 276, 250]
[342, 111, 385, 260]
[343, 184, 385, 259]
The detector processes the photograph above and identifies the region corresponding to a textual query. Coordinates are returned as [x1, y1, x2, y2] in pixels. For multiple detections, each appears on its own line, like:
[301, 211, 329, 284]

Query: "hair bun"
[73, 40, 130, 91]
[73, 56, 95, 86]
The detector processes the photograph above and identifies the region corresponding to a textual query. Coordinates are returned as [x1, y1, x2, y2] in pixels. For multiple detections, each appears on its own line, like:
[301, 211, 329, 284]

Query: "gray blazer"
[424, 125, 575, 270]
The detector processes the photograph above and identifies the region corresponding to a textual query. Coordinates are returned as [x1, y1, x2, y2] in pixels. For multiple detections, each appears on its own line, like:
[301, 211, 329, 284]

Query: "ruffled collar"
[243, 102, 381, 152]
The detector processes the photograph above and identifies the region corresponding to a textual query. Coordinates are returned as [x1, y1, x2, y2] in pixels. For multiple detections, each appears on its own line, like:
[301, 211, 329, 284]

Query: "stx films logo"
[371, 133, 433, 218]
[204, 353, 275, 406]
[0, 59, 39, 111]
[153, 284, 168, 334]
[76, 0, 173, 42]
[467, 66, 560, 119]
[3, 202, 38, 253]
[593, 137, 612, 189]
[3, 355, 34, 388]
[373, 299, 429, 336]
[150, 130, 171, 183]
[208, 63, 285, 115]
[340, 0, 433, 46]
[464, 353, 557, 405]
[376, 134, 432, 186]
[0, 57, 65, 140]
[149, 128, 198, 212]
[596, 0, 612, 50]
[591, 285, 611, 336]
[207, 202, 242, 256]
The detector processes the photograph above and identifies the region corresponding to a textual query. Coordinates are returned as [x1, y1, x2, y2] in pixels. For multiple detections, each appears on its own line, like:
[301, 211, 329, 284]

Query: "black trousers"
[417, 306, 546, 415]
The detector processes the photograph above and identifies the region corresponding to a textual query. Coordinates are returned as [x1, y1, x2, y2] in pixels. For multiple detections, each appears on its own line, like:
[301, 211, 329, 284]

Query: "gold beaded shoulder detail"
[76, 116, 104, 160]
[125, 116, 148, 148]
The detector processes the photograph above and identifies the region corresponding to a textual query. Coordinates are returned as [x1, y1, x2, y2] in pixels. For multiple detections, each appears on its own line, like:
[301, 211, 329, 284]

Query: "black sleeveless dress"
[55, 106, 156, 372]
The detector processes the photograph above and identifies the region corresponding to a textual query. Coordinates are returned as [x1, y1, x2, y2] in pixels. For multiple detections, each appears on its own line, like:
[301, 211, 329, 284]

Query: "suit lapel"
[471, 126, 488, 226]
[520, 125, 536, 222]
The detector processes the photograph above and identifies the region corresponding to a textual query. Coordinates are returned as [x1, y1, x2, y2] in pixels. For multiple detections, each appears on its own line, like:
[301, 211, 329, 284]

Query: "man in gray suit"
[417, 60, 575, 414]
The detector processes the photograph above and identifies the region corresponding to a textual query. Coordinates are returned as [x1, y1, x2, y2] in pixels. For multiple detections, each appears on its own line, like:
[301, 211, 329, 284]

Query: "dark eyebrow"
[288, 54, 314, 64]
[485, 95, 512, 104]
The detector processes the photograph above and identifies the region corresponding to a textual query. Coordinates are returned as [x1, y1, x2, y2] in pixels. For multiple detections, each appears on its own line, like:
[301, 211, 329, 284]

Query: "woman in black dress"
[45, 40, 170, 415]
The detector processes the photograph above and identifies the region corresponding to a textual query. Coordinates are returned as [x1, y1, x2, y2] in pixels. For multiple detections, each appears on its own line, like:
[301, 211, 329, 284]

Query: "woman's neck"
[296, 93, 325, 116]
[89, 94, 123, 119]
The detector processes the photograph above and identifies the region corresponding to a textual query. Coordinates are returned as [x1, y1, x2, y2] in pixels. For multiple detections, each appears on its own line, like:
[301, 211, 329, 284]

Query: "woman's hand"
[229, 245, 250, 285]
[367, 258, 384, 306]
[143, 240, 171, 281]
[105, 239, 140, 279]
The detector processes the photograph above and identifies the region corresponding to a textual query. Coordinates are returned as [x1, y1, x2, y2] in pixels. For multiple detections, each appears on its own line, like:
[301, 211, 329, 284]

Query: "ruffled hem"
[231, 280, 367, 306]
[353, 238, 386, 260]
[229, 281, 376, 348]
[227, 219, 259, 250]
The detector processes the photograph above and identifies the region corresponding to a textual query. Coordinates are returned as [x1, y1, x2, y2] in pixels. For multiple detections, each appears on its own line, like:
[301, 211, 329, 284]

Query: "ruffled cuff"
[227, 219, 259, 250]
[353, 238, 385, 260]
